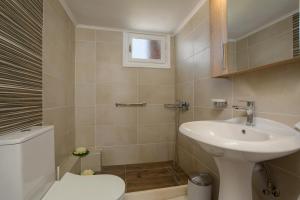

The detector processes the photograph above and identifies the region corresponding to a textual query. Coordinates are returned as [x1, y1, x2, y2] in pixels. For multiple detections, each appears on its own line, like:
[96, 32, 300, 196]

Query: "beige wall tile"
[76, 41, 96, 66]
[96, 30, 123, 44]
[194, 48, 211, 80]
[179, 109, 194, 125]
[176, 82, 194, 106]
[75, 124, 95, 148]
[194, 107, 232, 121]
[108, 106, 137, 126]
[176, 56, 194, 84]
[139, 105, 175, 124]
[192, 18, 210, 54]
[96, 42, 122, 65]
[139, 85, 175, 104]
[95, 84, 113, 104]
[102, 145, 139, 166]
[95, 105, 114, 125]
[248, 32, 293, 67]
[96, 64, 138, 85]
[75, 106, 95, 126]
[247, 17, 293, 46]
[194, 78, 232, 107]
[138, 68, 175, 85]
[138, 143, 174, 163]
[43, 0, 75, 167]
[111, 83, 138, 103]
[182, 33, 194, 60]
[236, 39, 249, 71]
[43, 3, 74, 81]
[115, 67, 139, 84]
[226, 42, 237, 71]
[43, 74, 66, 108]
[95, 125, 137, 146]
[96, 105, 137, 125]
[75, 83, 96, 107]
[76, 28, 95, 42]
[255, 112, 300, 128]
[228, 15, 294, 73]
[139, 123, 176, 144]
[96, 83, 139, 105]
[233, 63, 300, 115]
[76, 62, 96, 84]
[44, 107, 73, 165]
[236, 50, 249, 71]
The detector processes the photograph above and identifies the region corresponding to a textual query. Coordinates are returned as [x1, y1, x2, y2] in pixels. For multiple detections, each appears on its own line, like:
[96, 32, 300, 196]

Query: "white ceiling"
[228, 0, 299, 39]
[63, 0, 202, 34]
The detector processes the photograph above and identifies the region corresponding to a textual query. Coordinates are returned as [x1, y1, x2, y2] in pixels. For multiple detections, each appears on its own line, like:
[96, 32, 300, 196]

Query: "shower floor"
[96, 161, 188, 192]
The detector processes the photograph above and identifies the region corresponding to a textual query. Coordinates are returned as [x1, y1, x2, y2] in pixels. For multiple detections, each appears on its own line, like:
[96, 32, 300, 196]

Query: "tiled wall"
[175, 2, 232, 199]
[175, 1, 300, 200]
[43, 0, 75, 166]
[233, 63, 300, 200]
[75, 28, 175, 166]
[229, 15, 293, 72]
[0, 0, 43, 134]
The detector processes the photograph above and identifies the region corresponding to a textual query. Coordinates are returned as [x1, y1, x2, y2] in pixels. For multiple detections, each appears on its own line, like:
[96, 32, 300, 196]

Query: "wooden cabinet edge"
[210, 0, 228, 77]
[213, 56, 300, 78]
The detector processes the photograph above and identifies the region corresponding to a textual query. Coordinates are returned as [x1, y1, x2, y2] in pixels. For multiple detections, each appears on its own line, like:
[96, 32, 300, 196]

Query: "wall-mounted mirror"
[225, 0, 299, 74]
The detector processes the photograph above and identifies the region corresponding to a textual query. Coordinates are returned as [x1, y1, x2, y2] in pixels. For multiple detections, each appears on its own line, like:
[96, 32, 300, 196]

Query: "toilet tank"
[0, 126, 55, 200]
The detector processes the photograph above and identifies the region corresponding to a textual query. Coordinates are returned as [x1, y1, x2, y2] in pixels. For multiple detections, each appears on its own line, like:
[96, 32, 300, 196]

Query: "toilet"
[0, 126, 125, 200]
[42, 173, 125, 200]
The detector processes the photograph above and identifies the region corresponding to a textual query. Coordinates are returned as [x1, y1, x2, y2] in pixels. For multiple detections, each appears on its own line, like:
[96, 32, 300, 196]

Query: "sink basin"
[180, 117, 300, 162]
[212, 126, 270, 142]
[179, 117, 300, 200]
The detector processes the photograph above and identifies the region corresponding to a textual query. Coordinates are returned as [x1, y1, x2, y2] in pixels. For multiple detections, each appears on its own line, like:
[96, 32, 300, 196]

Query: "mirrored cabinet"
[210, 0, 300, 77]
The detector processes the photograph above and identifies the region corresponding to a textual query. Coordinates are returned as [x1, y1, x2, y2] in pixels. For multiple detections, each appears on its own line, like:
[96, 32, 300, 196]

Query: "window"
[123, 32, 170, 68]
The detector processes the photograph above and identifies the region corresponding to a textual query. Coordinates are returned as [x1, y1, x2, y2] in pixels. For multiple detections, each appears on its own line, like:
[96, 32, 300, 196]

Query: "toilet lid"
[42, 173, 125, 200]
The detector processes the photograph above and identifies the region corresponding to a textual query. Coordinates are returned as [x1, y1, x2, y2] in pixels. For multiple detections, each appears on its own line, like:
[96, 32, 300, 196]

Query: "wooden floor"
[97, 161, 188, 192]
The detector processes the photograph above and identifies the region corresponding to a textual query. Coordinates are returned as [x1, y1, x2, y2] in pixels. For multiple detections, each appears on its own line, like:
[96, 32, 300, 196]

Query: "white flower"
[81, 169, 95, 176]
[75, 147, 87, 154]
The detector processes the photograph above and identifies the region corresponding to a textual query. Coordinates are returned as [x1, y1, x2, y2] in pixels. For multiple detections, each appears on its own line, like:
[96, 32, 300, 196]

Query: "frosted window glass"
[131, 38, 161, 60]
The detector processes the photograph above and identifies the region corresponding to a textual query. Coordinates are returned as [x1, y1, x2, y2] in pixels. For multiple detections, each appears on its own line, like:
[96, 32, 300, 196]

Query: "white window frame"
[123, 32, 171, 68]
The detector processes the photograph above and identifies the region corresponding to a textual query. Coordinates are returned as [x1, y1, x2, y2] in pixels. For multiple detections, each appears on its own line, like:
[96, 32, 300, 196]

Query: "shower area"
[95, 101, 190, 192]
[75, 28, 190, 192]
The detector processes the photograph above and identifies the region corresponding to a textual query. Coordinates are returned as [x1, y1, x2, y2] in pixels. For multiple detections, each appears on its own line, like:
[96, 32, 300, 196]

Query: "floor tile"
[97, 161, 188, 193]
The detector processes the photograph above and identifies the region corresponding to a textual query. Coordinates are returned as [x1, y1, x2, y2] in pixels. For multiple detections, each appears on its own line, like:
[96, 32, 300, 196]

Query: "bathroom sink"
[179, 117, 300, 162]
[179, 117, 300, 200]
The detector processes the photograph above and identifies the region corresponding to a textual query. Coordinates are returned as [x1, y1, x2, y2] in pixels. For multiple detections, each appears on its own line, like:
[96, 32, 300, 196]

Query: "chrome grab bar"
[115, 102, 147, 107]
[164, 104, 182, 109]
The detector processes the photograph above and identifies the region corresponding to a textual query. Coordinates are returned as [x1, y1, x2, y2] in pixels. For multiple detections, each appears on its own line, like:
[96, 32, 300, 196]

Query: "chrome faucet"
[232, 100, 255, 126]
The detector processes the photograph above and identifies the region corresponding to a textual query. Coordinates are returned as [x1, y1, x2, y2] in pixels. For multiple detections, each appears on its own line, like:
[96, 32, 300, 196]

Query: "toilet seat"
[42, 173, 125, 200]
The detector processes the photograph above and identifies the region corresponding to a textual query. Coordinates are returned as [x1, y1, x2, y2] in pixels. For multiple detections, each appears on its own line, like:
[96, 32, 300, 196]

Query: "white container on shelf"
[211, 99, 227, 109]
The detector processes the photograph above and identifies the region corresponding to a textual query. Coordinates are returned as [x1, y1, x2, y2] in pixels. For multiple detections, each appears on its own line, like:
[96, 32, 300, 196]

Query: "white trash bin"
[187, 173, 212, 200]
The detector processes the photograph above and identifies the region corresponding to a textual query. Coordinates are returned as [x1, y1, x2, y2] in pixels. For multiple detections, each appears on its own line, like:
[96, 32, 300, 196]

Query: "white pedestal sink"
[179, 117, 300, 200]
